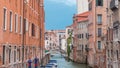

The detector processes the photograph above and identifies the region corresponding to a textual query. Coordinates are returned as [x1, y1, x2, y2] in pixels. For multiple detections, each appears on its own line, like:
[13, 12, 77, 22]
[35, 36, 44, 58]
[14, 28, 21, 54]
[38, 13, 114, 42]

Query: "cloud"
[48, 0, 76, 7]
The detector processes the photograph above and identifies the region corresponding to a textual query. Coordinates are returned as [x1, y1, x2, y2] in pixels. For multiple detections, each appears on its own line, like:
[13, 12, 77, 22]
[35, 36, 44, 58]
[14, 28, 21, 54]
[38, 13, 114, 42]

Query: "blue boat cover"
[45, 65, 53, 68]
[49, 60, 57, 63]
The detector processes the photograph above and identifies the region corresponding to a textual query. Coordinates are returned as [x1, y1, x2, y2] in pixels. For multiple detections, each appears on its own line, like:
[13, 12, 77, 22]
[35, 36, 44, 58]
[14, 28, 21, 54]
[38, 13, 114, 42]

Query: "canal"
[51, 54, 88, 68]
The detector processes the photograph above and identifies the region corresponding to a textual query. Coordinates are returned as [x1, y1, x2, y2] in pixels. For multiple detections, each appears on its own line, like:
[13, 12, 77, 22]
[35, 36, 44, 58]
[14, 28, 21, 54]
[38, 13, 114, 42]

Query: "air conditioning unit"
[110, 0, 119, 11]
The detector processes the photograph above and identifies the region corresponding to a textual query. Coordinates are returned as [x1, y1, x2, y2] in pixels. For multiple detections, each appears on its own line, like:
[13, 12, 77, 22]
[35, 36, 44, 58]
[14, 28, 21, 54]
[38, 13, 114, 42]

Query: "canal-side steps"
[41, 60, 58, 68]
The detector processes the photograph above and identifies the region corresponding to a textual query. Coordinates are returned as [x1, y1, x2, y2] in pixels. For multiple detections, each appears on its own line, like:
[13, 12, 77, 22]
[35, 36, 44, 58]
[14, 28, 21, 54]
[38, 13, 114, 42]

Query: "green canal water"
[51, 54, 88, 68]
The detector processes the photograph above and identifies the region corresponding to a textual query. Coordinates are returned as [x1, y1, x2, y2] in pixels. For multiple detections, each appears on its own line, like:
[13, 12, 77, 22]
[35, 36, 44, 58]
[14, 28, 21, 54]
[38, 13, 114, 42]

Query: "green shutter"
[96, 0, 98, 6]
[101, 0, 103, 6]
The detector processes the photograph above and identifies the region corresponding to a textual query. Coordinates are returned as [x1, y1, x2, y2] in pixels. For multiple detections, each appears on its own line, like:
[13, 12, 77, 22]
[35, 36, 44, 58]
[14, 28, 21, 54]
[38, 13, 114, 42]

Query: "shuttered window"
[96, 0, 103, 6]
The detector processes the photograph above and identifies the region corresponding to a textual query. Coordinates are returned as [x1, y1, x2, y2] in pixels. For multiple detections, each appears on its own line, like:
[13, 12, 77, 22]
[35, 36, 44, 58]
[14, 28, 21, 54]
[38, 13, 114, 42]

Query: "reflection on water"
[51, 54, 88, 68]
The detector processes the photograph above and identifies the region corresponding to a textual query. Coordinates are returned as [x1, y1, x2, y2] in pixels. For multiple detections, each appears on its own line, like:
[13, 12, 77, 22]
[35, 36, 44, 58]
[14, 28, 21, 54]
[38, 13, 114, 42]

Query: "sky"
[44, 0, 76, 30]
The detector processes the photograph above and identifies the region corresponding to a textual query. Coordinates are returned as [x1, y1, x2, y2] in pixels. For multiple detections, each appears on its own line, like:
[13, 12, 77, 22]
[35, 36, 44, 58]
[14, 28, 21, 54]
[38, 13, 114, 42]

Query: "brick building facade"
[0, 0, 45, 68]
[72, 12, 89, 63]
[88, 0, 107, 67]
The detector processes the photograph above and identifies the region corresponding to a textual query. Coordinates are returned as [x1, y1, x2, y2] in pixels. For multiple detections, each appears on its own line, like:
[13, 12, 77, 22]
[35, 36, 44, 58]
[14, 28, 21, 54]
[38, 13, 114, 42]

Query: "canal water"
[51, 54, 88, 68]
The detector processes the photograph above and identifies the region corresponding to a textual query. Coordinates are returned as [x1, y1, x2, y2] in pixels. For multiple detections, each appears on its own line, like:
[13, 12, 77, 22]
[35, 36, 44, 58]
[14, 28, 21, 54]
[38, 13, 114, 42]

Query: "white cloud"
[49, 0, 76, 7]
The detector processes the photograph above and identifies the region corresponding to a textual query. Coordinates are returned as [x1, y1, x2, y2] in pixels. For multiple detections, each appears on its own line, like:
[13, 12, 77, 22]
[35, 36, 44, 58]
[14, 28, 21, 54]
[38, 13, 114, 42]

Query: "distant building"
[72, 11, 89, 63]
[45, 30, 66, 51]
[57, 30, 66, 51]
[76, 0, 88, 14]
[45, 31, 57, 50]
[61, 37, 66, 51]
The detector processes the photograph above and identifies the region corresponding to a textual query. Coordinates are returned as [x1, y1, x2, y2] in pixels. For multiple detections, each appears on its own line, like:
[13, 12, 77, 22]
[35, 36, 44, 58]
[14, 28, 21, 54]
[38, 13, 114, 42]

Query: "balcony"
[110, 0, 119, 11]
[113, 21, 119, 28]
[113, 21, 120, 42]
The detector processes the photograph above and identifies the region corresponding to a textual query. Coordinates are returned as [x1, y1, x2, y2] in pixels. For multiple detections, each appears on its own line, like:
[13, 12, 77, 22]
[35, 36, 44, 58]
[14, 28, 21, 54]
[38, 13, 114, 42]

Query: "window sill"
[3, 29, 7, 32]
[96, 5, 103, 7]
[97, 23, 102, 25]
[9, 31, 13, 33]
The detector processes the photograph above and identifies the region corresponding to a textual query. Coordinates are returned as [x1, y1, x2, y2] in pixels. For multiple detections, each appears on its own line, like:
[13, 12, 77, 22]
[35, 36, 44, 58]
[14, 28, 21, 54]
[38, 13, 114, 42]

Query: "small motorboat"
[47, 60, 58, 68]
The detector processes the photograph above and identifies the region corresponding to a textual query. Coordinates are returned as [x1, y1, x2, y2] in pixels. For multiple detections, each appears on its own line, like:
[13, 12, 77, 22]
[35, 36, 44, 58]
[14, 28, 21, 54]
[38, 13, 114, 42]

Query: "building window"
[17, 48, 20, 61]
[3, 46, 5, 64]
[114, 28, 119, 38]
[117, 50, 119, 59]
[78, 45, 80, 50]
[15, 14, 18, 33]
[85, 45, 88, 49]
[96, 0, 103, 6]
[9, 46, 11, 63]
[46, 37, 48, 40]
[79, 34, 82, 39]
[113, 21, 119, 38]
[9, 11, 12, 32]
[98, 28, 102, 36]
[47, 41, 48, 44]
[82, 34, 84, 38]
[25, 48, 27, 59]
[89, 2, 92, 11]
[14, 46, 16, 62]
[78, 34, 81, 39]
[23, 19, 26, 34]
[31, 23, 35, 36]
[97, 14, 102, 24]
[78, 24, 80, 29]
[98, 41, 102, 50]
[108, 50, 110, 57]
[111, 50, 113, 57]
[3, 8, 7, 30]
[50, 43, 51, 46]
[86, 33, 88, 39]
[19, 48, 20, 61]
[68, 29, 71, 34]
[59, 35, 61, 38]
[26, 19, 29, 31]
[20, 16, 22, 34]
[82, 45, 84, 51]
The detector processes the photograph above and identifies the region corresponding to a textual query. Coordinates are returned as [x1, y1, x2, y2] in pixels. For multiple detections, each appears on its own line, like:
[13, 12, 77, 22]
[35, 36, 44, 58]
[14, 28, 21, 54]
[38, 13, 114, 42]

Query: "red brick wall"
[0, 0, 45, 66]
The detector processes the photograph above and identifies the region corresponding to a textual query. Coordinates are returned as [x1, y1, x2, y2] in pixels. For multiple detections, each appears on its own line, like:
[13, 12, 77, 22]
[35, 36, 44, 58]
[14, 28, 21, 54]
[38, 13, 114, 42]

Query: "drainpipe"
[22, 0, 25, 68]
